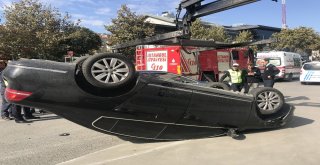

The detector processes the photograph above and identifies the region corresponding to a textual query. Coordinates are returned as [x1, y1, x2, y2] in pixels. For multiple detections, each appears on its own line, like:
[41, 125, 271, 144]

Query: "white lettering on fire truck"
[146, 51, 168, 71]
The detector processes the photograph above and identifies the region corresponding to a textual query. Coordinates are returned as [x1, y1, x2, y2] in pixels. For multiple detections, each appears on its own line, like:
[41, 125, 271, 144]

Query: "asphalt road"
[0, 112, 124, 165]
[1, 80, 319, 165]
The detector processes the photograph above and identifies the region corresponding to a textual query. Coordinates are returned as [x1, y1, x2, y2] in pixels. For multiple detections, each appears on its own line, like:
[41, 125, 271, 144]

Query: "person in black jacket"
[262, 58, 280, 87]
[244, 63, 261, 93]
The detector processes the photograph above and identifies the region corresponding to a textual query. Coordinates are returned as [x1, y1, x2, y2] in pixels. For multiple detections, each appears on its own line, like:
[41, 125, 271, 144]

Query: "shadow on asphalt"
[285, 116, 314, 128]
[243, 115, 314, 135]
[289, 102, 320, 108]
[275, 79, 299, 83]
[285, 96, 320, 108]
[285, 96, 310, 102]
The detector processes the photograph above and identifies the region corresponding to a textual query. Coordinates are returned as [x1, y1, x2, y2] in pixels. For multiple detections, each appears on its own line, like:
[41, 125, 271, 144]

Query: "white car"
[300, 61, 320, 84]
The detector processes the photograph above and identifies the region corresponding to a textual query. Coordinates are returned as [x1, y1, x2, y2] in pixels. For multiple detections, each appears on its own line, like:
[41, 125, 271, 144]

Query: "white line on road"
[58, 140, 188, 165]
[90, 141, 187, 165]
[58, 143, 131, 165]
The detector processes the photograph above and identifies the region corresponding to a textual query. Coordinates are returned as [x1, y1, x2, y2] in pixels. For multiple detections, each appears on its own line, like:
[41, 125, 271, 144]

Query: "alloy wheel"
[256, 91, 281, 112]
[90, 57, 129, 84]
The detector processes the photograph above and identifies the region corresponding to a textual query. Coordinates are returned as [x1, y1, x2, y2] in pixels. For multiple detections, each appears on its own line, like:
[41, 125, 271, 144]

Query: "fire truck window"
[244, 51, 249, 58]
[231, 50, 239, 60]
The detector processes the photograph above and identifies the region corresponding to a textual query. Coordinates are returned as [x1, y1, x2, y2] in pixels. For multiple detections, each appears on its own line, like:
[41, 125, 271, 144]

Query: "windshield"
[256, 58, 281, 67]
[303, 63, 320, 70]
[268, 58, 281, 66]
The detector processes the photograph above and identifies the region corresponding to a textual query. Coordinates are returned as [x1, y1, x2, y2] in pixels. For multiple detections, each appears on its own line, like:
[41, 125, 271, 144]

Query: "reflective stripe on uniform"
[228, 69, 242, 83]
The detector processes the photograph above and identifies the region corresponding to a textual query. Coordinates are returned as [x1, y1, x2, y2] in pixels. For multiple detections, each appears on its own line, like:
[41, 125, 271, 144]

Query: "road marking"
[90, 141, 187, 165]
[58, 143, 130, 165]
[59, 141, 187, 165]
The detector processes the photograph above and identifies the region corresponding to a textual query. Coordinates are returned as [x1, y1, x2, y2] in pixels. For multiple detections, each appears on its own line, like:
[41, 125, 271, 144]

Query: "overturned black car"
[3, 53, 294, 140]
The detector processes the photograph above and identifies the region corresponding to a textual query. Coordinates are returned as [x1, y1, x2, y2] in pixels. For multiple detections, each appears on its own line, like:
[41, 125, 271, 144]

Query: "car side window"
[231, 50, 239, 60]
[303, 64, 311, 70]
[156, 73, 197, 84]
[171, 76, 198, 84]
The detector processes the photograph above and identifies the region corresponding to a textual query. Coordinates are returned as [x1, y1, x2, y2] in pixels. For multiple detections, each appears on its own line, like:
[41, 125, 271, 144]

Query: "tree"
[0, 0, 74, 60]
[0, 0, 101, 61]
[190, 19, 229, 42]
[234, 30, 253, 43]
[63, 27, 102, 56]
[105, 5, 154, 57]
[270, 27, 320, 53]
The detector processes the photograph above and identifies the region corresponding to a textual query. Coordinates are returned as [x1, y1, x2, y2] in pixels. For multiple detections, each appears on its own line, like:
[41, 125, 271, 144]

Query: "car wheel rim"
[256, 91, 281, 111]
[91, 58, 129, 84]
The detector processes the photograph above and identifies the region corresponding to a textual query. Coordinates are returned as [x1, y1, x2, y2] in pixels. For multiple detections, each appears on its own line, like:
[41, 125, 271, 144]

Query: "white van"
[256, 51, 302, 80]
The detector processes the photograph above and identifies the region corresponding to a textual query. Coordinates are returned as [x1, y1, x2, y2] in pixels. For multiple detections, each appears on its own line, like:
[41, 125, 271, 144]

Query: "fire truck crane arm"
[112, 0, 278, 51]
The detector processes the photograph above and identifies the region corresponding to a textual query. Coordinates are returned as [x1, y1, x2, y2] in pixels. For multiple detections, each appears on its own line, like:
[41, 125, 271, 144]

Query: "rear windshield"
[303, 63, 320, 70]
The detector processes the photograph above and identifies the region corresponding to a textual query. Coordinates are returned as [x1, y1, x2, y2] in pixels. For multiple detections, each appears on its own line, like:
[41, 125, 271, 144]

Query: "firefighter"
[219, 63, 246, 92]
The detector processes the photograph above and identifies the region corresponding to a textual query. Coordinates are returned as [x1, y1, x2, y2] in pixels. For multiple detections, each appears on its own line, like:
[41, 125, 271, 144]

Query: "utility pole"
[282, 0, 288, 29]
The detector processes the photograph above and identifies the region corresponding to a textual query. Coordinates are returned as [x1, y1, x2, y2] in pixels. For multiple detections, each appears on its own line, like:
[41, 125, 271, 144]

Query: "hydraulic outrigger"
[112, 0, 278, 51]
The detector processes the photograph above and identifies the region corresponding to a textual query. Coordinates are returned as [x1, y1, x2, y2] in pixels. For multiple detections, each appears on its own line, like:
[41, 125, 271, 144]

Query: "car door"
[182, 86, 253, 128]
[155, 75, 193, 123]
[154, 75, 232, 140]
[97, 73, 192, 140]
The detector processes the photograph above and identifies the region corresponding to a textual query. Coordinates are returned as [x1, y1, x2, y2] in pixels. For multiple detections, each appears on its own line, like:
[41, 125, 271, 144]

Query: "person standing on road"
[244, 63, 261, 93]
[262, 58, 280, 88]
[0, 60, 13, 120]
[220, 63, 246, 92]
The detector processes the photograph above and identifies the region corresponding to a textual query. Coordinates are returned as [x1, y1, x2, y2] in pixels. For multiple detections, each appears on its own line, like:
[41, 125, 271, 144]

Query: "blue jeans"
[1, 82, 12, 117]
[1, 94, 12, 117]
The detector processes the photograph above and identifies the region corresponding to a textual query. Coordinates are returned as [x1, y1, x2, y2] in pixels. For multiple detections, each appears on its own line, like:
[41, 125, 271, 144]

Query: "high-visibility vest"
[228, 69, 242, 83]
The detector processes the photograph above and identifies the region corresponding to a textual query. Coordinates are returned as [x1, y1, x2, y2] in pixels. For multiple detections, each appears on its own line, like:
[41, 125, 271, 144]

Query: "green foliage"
[105, 5, 154, 57]
[234, 30, 253, 43]
[63, 27, 102, 55]
[271, 27, 320, 53]
[190, 19, 229, 42]
[0, 0, 101, 61]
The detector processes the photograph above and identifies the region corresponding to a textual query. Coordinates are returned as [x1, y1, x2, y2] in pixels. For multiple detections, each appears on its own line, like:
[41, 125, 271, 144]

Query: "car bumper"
[263, 103, 294, 128]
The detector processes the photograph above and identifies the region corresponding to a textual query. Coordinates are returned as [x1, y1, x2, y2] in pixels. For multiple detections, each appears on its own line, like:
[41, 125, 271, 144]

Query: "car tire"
[82, 53, 135, 89]
[73, 55, 89, 64]
[209, 82, 231, 90]
[250, 87, 284, 115]
[73, 56, 89, 75]
[301, 82, 306, 85]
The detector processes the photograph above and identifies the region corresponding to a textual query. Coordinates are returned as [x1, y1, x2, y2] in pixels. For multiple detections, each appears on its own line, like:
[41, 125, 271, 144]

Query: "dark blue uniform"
[262, 63, 280, 87]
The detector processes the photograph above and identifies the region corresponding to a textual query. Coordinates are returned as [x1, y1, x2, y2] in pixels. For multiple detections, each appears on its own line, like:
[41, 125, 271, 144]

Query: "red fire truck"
[135, 45, 254, 82]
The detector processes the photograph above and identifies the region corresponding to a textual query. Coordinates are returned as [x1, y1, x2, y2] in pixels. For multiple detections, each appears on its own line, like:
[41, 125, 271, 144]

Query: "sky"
[0, 0, 319, 33]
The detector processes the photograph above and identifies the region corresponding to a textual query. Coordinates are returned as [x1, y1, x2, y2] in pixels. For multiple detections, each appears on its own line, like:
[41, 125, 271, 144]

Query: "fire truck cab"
[135, 45, 254, 82]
